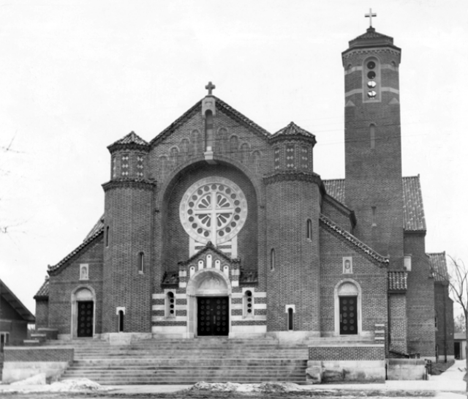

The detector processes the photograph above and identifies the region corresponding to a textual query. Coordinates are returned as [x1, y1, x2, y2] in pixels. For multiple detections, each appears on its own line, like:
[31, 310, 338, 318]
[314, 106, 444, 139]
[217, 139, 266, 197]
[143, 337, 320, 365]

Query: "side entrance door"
[339, 296, 357, 335]
[197, 296, 229, 336]
[77, 301, 94, 337]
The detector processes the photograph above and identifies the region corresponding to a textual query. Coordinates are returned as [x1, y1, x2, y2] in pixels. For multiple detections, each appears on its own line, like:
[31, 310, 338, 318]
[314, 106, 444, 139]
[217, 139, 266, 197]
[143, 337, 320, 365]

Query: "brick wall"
[435, 283, 454, 358]
[319, 227, 387, 334]
[404, 233, 435, 356]
[48, 239, 104, 335]
[309, 345, 384, 360]
[35, 300, 49, 329]
[389, 294, 407, 353]
[4, 347, 73, 363]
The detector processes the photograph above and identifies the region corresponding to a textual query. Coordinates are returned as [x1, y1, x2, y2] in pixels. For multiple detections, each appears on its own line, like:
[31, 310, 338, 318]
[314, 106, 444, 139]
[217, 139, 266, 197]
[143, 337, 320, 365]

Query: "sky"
[1, 0, 467, 316]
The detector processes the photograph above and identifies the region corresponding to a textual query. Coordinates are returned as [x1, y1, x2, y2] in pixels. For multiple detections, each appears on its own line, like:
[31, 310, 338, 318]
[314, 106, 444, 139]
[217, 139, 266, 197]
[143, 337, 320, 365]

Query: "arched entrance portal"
[71, 287, 95, 338]
[186, 269, 231, 337]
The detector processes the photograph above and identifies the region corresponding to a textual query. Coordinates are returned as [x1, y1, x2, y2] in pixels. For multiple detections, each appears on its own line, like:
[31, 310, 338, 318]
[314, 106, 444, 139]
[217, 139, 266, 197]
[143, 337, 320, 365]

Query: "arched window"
[105, 226, 109, 247]
[274, 147, 280, 170]
[370, 124, 376, 149]
[288, 308, 294, 331]
[244, 290, 254, 318]
[270, 249, 275, 271]
[306, 219, 313, 240]
[118, 310, 124, 332]
[138, 252, 144, 274]
[166, 291, 175, 318]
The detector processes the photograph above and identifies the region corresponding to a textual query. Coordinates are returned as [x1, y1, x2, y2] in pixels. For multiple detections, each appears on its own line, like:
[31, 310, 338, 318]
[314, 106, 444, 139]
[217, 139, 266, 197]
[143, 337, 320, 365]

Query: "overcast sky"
[1, 0, 467, 315]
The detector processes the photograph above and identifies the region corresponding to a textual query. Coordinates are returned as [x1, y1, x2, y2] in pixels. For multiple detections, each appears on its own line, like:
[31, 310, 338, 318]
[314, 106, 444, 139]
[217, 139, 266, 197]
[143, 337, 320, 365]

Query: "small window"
[370, 124, 376, 149]
[105, 226, 110, 247]
[372, 206, 377, 227]
[121, 153, 129, 177]
[270, 249, 275, 271]
[138, 252, 144, 274]
[274, 147, 280, 170]
[244, 290, 254, 318]
[286, 145, 295, 169]
[288, 308, 294, 331]
[166, 292, 175, 318]
[118, 310, 124, 332]
[306, 219, 313, 240]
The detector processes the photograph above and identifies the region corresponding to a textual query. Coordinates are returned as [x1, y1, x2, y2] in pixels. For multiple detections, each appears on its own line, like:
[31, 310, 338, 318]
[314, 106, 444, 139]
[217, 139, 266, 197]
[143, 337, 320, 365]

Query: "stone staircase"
[54, 338, 309, 385]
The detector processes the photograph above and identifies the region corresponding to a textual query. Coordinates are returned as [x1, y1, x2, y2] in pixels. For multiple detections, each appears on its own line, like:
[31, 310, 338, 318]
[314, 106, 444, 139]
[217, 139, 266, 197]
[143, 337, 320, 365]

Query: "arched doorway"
[186, 269, 231, 337]
[334, 280, 362, 336]
[71, 287, 95, 338]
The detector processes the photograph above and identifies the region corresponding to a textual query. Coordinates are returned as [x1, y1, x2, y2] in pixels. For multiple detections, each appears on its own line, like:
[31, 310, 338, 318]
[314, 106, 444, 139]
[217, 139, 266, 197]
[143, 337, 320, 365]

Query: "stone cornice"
[102, 179, 156, 192]
[269, 134, 317, 146]
[342, 47, 401, 64]
[263, 171, 321, 186]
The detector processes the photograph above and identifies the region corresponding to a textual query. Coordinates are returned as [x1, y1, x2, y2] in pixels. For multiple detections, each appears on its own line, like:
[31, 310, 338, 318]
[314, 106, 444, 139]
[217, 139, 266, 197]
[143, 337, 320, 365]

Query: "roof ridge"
[319, 214, 389, 266]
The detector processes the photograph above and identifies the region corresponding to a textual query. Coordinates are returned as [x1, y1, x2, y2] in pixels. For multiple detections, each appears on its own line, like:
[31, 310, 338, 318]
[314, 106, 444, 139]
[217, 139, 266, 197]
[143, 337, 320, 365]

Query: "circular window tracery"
[180, 177, 248, 245]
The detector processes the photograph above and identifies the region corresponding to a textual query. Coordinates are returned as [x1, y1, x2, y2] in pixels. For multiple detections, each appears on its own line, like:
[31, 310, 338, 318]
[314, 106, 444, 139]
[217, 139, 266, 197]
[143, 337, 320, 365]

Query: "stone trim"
[102, 179, 156, 192]
[108, 142, 150, 153]
[263, 171, 322, 185]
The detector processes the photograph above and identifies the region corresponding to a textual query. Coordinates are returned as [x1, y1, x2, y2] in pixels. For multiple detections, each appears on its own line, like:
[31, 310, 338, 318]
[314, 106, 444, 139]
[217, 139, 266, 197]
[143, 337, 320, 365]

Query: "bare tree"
[436, 256, 468, 390]
[455, 314, 466, 333]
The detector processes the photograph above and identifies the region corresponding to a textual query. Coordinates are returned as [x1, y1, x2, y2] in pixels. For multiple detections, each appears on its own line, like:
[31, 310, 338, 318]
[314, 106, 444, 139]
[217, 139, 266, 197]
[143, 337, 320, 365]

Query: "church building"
[34, 21, 453, 363]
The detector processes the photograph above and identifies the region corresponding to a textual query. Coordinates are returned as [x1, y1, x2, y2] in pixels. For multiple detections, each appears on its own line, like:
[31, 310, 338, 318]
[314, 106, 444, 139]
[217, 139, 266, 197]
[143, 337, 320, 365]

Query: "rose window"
[180, 177, 248, 245]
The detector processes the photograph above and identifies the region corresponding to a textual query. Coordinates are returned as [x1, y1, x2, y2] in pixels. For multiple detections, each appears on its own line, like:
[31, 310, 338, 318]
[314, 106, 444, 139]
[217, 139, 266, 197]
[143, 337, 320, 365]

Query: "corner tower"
[342, 24, 404, 267]
[102, 132, 155, 334]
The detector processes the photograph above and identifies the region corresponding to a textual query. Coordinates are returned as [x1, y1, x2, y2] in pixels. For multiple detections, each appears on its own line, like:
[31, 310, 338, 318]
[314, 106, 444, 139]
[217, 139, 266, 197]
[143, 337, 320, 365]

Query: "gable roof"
[150, 96, 271, 147]
[427, 252, 449, 282]
[34, 277, 50, 300]
[388, 271, 408, 292]
[48, 228, 104, 275]
[108, 131, 150, 152]
[319, 214, 389, 266]
[84, 214, 105, 241]
[0, 279, 35, 322]
[323, 176, 426, 232]
[180, 241, 236, 266]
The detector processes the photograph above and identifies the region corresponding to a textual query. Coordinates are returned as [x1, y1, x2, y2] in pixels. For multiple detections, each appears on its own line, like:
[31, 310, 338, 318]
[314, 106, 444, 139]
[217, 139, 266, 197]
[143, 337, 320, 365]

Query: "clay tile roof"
[48, 228, 104, 275]
[271, 122, 316, 143]
[319, 214, 389, 266]
[428, 252, 449, 282]
[0, 279, 35, 322]
[84, 214, 105, 241]
[34, 277, 50, 299]
[402, 176, 426, 232]
[323, 179, 346, 203]
[322, 176, 426, 232]
[113, 131, 148, 146]
[388, 271, 408, 291]
[348, 27, 395, 49]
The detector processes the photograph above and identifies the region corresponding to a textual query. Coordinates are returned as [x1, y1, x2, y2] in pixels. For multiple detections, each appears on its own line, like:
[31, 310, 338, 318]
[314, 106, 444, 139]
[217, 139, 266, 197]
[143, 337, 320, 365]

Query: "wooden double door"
[77, 301, 94, 337]
[339, 296, 358, 335]
[197, 296, 229, 336]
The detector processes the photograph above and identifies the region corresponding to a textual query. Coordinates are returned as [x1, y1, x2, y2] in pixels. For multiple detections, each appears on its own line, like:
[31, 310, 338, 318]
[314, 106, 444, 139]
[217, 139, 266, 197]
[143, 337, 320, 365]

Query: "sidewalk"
[0, 360, 466, 396]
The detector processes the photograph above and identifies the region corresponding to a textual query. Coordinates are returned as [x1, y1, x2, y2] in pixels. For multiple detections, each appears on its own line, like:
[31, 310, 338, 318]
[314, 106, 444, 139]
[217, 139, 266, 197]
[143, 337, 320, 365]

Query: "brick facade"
[34, 25, 451, 363]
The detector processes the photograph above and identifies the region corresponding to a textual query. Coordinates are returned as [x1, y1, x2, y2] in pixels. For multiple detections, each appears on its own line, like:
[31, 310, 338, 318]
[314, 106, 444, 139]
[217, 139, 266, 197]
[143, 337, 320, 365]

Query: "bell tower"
[342, 14, 404, 267]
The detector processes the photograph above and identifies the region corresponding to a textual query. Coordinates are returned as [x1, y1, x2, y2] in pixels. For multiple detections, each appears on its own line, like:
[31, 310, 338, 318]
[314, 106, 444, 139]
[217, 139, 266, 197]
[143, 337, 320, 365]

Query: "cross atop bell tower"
[365, 8, 377, 28]
[205, 81, 216, 96]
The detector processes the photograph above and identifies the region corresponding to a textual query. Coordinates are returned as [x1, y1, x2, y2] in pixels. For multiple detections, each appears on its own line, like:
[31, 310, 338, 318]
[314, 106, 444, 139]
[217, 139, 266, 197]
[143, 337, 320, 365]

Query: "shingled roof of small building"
[0, 279, 35, 322]
[428, 252, 449, 283]
[34, 277, 50, 299]
[323, 176, 426, 232]
[348, 27, 396, 49]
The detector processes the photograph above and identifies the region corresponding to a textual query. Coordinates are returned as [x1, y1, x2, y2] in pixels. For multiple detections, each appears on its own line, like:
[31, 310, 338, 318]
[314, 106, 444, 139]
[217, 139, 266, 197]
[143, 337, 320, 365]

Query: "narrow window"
[301, 146, 309, 169]
[121, 153, 129, 176]
[371, 206, 377, 227]
[105, 226, 110, 247]
[370, 124, 376, 149]
[288, 308, 294, 331]
[166, 292, 175, 318]
[136, 155, 144, 178]
[270, 249, 275, 271]
[118, 310, 124, 332]
[205, 110, 214, 151]
[111, 155, 117, 179]
[274, 147, 280, 170]
[306, 219, 313, 240]
[138, 252, 144, 274]
[244, 290, 254, 318]
[286, 145, 295, 169]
